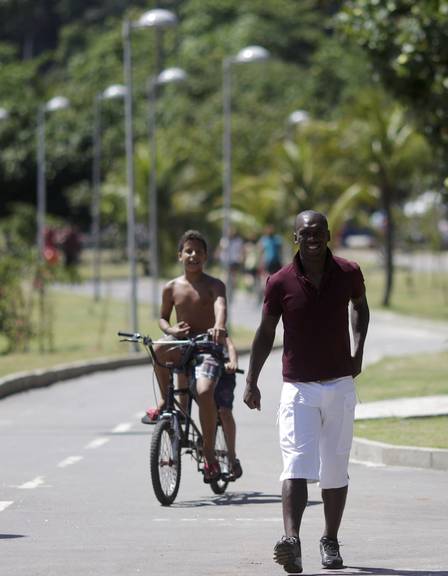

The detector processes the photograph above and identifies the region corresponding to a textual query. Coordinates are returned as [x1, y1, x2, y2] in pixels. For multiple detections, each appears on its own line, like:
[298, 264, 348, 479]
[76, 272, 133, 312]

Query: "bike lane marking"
[153, 517, 282, 523]
[17, 476, 46, 489]
[57, 456, 83, 468]
[85, 437, 110, 449]
[0, 501, 13, 512]
[111, 422, 133, 433]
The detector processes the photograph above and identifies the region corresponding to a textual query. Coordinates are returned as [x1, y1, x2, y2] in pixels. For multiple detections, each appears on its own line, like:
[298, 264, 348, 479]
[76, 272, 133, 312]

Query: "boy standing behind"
[144, 230, 227, 482]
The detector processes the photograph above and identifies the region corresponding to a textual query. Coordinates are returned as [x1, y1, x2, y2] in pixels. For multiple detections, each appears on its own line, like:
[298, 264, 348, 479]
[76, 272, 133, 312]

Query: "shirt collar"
[293, 248, 335, 279]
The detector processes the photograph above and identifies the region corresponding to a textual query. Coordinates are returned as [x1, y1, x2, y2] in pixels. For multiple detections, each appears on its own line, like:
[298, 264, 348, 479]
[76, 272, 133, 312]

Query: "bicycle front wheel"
[210, 423, 230, 495]
[150, 419, 181, 506]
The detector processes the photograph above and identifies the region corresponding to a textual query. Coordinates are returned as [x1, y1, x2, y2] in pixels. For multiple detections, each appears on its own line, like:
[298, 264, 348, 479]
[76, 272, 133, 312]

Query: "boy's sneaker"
[203, 461, 221, 483]
[320, 536, 343, 569]
[228, 458, 243, 481]
[141, 408, 160, 425]
[273, 536, 302, 574]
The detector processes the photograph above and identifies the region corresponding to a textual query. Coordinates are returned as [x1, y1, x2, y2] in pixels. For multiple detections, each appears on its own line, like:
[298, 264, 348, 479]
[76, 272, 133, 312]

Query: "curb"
[351, 437, 448, 472]
[0, 345, 257, 400]
[0, 354, 149, 400]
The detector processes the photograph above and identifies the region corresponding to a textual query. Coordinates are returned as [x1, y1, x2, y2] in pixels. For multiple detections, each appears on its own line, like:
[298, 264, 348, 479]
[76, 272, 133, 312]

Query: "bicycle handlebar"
[117, 331, 245, 374]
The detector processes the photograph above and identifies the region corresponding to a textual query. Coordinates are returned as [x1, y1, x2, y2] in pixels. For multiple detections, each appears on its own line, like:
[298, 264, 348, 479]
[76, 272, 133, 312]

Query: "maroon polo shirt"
[263, 249, 366, 382]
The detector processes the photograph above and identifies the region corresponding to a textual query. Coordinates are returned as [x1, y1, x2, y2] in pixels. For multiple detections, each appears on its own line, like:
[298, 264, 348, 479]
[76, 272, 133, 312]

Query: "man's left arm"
[350, 293, 370, 377]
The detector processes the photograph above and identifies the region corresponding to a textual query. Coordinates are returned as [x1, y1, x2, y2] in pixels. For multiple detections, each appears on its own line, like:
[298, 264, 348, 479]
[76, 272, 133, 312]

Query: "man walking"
[244, 210, 369, 573]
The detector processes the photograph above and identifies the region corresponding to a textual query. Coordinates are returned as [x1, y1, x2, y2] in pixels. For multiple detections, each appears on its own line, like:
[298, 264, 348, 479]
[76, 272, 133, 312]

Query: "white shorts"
[278, 376, 356, 489]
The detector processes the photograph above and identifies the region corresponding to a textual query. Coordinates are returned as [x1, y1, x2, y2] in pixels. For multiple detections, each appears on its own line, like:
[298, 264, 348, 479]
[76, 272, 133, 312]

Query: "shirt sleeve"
[351, 264, 366, 300]
[262, 275, 282, 317]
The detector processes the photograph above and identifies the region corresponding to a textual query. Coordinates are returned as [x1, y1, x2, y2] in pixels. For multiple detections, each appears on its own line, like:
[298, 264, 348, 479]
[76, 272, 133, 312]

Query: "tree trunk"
[381, 185, 394, 307]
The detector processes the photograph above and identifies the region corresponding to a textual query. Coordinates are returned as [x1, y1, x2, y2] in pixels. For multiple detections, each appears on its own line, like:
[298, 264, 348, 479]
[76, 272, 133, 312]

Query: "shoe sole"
[322, 560, 344, 569]
[273, 543, 303, 574]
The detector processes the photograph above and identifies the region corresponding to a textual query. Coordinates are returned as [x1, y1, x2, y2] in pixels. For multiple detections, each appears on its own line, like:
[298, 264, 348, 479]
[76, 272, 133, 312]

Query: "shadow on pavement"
[173, 491, 322, 508]
[0, 534, 26, 539]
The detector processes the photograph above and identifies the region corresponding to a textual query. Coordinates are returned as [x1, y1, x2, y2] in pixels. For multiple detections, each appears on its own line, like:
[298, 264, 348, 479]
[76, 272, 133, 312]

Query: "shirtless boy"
[143, 230, 227, 482]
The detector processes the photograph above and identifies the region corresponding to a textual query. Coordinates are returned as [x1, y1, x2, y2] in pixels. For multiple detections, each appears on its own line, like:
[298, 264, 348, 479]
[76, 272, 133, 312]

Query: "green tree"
[337, 89, 432, 305]
[339, 1, 448, 171]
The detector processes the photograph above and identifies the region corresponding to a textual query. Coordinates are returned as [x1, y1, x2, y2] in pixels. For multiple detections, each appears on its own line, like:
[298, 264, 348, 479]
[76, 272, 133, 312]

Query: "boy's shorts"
[214, 372, 236, 409]
[278, 376, 356, 489]
[194, 354, 222, 382]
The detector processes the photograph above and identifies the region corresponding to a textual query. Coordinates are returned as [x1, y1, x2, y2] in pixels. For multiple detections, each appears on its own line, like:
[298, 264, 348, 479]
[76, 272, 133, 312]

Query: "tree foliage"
[339, 1, 448, 164]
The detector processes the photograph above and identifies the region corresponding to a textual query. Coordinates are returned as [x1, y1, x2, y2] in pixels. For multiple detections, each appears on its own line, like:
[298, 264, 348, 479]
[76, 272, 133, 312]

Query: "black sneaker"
[320, 536, 343, 569]
[273, 536, 302, 574]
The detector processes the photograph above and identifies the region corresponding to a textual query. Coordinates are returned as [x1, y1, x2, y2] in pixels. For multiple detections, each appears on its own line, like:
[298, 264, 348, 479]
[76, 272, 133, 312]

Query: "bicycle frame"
[118, 331, 225, 467]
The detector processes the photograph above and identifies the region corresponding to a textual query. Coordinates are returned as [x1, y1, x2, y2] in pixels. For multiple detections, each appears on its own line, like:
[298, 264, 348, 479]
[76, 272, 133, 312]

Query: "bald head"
[295, 210, 328, 231]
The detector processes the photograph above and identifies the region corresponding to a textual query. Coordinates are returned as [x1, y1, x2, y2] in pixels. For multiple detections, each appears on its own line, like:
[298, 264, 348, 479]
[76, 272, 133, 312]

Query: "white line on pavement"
[18, 476, 45, 489]
[0, 501, 13, 512]
[153, 517, 282, 523]
[111, 422, 133, 433]
[85, 437, 110, 450]
[57, 456, 83, 468]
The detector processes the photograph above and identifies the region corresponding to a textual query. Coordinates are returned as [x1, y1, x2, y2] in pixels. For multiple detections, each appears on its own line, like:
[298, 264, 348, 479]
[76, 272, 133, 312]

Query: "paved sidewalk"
[356, 395, 448, 420]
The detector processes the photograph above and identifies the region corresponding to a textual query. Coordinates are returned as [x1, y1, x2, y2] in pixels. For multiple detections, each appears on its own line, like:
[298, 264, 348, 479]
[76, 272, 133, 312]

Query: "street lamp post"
[147, 67, 187, 318]
[122, 8, 178, 339]
[222, 45, 270, 322]
[36, 96, 70, 260]
[91, 84, 127, 301]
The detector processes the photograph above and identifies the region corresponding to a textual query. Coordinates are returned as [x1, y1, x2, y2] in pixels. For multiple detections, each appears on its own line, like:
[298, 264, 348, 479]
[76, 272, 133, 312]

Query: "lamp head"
[157, 67, 187, 86]
[102, 84, 127, 100]
[45, 96, 70, 112]
[136, 9, 178, 29]
[288, 110, 310, 126]
[234, 45, 270, 64]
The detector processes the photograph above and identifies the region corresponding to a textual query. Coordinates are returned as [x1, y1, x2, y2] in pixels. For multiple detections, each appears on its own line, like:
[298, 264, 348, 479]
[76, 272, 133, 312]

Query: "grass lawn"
[353, 349, 448, 449]
[354, 416, 448, 449]
[340, 248, 448, 322]
[355, 350, 448, 402]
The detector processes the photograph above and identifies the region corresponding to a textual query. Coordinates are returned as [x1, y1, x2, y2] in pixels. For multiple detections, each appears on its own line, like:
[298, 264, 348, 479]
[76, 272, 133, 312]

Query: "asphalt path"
[2, 345, 448, 575]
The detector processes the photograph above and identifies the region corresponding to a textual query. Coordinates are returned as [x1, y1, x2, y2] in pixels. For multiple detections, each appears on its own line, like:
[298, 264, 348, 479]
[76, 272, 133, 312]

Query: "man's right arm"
[244, 313, 280, 410]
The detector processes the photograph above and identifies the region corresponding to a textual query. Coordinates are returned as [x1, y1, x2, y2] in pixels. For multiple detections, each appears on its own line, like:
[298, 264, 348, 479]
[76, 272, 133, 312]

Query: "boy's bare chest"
[172, 283, 214, 309]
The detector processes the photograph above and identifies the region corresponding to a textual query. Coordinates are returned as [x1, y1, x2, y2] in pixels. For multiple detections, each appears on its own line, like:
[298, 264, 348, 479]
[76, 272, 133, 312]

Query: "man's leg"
[282, 478, 308, 538]
[274, 479, 306, 573]
[321, 485, 348, 539]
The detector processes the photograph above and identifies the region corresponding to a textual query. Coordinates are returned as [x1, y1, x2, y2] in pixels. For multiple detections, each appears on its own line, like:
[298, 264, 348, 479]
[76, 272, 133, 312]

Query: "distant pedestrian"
[242, 233, 259, 291]
[244, 210, 370, 573]
[259, 225, 283, 275]
[216, 227, 244, 293]
[59, 226, 82, 268]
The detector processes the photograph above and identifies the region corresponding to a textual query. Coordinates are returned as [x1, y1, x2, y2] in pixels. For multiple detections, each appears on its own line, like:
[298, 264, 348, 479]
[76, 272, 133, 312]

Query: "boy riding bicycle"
[142, 230, 241, 482]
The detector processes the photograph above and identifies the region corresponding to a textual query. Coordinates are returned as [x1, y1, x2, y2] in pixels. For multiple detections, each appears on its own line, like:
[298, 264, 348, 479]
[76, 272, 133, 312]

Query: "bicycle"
[117, 331, 244, 506]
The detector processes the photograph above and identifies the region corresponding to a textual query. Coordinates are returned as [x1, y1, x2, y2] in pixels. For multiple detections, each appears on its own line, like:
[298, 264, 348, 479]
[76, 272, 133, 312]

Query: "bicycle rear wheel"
[210, 423, 230, 495]
[150, 419, 181, 506]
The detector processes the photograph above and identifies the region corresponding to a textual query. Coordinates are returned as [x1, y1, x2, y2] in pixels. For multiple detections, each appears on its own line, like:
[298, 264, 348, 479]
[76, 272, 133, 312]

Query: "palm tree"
[338, 89, 431, 306]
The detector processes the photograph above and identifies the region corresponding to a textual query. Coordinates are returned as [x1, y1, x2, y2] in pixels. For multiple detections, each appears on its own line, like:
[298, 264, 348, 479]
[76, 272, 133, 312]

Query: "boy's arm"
[224, 336, 238, 372]
[158, 284, 174, 334]
[159, 283, 191, 337]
